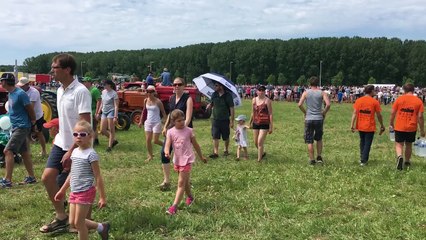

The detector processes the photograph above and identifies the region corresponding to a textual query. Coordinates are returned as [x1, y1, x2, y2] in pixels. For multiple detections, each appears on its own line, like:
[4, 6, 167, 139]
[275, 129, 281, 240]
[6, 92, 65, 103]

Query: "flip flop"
[39, 216, 69, 233]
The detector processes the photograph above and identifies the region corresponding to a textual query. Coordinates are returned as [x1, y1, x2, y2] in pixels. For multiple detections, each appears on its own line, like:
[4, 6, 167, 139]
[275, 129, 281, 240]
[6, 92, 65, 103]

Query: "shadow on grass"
[111, 207, 169, 235]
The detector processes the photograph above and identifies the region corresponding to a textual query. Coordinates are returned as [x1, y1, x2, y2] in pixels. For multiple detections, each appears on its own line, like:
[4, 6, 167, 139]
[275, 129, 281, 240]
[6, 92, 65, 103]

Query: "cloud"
[0, 0, 425, 64]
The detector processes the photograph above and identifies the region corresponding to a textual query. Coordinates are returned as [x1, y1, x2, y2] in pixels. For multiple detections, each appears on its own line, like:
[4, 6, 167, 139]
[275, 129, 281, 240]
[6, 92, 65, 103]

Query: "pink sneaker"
[185, 196, 194, 206]
[166, 205, 177, 215]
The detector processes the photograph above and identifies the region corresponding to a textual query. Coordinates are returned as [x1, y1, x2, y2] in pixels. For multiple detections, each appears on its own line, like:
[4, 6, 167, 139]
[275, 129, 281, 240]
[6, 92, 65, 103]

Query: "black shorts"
[304, 120, 324, 144]
[252, 123, 269, 130]
[211, 119, 230, 141]
[35, 116, 45, 132]
[395, 131, 416, 143]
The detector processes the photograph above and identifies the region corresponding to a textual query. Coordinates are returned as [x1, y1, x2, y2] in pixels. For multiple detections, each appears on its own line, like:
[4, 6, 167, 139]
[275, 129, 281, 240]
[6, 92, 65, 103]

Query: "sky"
[1, 0, 425, 65]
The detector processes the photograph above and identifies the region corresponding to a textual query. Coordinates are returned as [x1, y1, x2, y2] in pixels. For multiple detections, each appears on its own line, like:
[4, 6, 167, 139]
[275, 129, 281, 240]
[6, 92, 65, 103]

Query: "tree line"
[10, 37, 426, 86]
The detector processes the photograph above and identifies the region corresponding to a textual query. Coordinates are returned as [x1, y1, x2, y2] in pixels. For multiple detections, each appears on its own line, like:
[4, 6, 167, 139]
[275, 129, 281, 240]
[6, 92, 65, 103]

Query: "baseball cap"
[0, 73, 15, 82]
[17, 77, 30, 87]
[43, 118, 59, 129]
[81, 77, 92, 82]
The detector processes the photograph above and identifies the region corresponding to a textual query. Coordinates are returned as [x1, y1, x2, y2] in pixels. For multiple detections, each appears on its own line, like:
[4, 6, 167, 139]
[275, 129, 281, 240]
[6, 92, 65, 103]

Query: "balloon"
[0, 116, 11, 130]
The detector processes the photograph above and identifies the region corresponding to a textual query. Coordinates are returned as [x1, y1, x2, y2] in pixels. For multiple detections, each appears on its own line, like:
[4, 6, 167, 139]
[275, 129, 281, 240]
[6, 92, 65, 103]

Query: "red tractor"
[116, 82, 211, 130]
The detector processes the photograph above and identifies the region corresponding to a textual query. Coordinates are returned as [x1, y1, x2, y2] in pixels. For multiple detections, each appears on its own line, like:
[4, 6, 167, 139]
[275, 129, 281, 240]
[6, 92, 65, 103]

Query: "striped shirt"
[70, 147, 99, 193]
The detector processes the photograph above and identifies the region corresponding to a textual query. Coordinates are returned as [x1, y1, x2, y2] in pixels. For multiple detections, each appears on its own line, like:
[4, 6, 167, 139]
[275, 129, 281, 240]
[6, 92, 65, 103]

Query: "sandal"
[39, 216, 69, 233]
[159, 182, 171, 191]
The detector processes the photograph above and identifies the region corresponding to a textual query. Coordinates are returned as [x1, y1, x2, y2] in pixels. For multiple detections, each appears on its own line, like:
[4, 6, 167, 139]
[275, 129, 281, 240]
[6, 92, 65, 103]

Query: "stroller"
[0, 115, 22, 168]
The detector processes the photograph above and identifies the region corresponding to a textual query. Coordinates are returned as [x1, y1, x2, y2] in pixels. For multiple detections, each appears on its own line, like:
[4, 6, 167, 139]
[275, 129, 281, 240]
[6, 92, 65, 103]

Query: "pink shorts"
[69, 186, 96, 205]
[174, 163, 192, 172]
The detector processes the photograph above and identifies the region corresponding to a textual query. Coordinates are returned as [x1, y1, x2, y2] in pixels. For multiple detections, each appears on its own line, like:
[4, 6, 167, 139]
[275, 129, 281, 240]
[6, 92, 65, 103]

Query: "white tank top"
[146, 104, 161, 123]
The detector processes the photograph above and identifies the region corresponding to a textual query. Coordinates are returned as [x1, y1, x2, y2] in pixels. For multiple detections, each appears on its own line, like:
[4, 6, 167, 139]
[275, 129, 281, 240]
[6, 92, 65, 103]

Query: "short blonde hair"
[74, 120, 94, 136]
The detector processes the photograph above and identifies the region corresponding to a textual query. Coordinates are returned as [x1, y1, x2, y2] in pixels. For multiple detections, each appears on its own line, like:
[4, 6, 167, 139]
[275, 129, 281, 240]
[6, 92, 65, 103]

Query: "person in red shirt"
[390, 83, 425, 170]
[351, 85, 385, 166]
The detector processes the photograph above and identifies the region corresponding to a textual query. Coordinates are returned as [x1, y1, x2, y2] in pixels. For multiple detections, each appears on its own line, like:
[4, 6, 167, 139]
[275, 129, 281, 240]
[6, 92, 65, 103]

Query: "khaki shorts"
[6, 128, 30, 154]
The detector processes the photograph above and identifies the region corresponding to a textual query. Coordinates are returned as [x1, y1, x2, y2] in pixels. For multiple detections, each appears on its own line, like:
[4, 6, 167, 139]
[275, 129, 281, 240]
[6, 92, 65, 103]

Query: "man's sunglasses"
[173, 83, 183, 86]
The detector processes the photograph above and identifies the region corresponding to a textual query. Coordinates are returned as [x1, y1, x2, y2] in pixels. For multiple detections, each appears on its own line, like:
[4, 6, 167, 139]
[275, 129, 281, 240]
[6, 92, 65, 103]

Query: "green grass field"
[1, 100, 426, 239]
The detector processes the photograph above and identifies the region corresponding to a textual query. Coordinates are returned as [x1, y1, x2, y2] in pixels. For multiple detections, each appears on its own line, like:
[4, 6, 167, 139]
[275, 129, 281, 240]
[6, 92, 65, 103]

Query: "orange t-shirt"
[393, 94, 424, 132]
[354, 96, 381, 132]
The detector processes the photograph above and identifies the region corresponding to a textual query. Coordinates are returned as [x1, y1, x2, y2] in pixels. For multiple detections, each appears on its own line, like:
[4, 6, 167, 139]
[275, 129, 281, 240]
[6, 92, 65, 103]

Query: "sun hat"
[43, 118, 59, 129]
[147, 85, 156, 91]
[17, 77, 30, 87]
[235, 114, 247, 121]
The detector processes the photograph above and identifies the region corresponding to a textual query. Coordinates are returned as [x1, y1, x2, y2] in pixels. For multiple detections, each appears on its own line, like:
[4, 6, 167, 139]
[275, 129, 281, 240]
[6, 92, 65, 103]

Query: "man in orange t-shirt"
[351, 85, 385, 166]
[390, 83, 425, 170]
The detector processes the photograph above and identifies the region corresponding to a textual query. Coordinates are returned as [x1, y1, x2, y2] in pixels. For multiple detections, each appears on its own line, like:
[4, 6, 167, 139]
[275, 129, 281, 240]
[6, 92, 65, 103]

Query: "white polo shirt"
[54, 79, 91, 151]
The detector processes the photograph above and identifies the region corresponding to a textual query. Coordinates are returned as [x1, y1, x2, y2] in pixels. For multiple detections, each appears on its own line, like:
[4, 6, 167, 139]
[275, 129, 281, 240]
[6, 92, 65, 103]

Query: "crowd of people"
[1, 53, 424, 240]
[237, 84, 426, 105]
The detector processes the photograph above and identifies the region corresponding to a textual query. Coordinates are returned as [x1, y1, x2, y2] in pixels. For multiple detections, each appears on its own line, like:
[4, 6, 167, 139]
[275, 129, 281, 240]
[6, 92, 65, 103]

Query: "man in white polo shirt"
[40, 54, 92, 233]
[17, 77, 48, 157]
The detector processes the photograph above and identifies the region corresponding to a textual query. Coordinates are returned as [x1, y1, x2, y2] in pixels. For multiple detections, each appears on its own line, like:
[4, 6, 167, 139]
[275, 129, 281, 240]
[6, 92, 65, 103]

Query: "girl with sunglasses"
[54, 120, 110, 240]
[138, 85, 167, 162]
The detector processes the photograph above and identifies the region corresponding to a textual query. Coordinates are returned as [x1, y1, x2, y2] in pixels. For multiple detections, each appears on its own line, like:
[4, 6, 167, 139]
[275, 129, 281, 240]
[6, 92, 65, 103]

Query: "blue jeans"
[359, 131, 375, 163]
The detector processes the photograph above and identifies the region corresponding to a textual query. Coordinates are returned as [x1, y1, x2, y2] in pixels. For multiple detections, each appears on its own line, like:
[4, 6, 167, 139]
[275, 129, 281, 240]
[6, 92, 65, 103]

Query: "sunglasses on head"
[173, 83, 183, 87]
[73, 132, 89, 137]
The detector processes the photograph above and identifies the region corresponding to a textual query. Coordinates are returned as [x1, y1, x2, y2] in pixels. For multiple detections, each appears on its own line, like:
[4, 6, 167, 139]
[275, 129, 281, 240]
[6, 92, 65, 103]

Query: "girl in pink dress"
[164, 110, 207, 215]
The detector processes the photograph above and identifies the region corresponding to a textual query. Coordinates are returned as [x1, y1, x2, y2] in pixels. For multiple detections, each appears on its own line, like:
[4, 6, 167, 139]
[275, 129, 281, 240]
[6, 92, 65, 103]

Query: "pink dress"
[166, 126, 195, 167]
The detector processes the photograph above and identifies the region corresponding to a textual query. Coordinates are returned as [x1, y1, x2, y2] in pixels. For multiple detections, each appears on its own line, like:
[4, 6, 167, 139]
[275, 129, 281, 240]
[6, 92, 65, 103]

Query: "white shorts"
[144, 121, 162, 133]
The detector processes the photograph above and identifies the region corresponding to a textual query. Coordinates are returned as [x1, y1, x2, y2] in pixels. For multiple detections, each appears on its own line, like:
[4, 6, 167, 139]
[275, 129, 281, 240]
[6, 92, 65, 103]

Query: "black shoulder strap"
[181, 92, 190, 103]
[169, 94, 176, 109]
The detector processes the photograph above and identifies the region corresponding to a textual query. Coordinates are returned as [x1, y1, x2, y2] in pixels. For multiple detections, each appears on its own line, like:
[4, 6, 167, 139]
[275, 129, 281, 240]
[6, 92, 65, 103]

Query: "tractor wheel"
[130, 110, 142, 125]
[41, 91, 58, 122]
[115, 113, 131, 131]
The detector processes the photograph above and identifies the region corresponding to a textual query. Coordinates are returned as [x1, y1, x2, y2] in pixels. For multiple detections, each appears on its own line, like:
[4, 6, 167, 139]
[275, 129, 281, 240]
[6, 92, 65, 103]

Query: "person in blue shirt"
[146, 72, 155, 86]
[158, 68, 172, 86]
[0, 73, 37, 188]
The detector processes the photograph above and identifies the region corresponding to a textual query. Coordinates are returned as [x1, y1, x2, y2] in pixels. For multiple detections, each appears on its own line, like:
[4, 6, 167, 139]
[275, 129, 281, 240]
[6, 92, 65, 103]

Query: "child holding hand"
[164, 109, 207, 215]
[54, 120, 110, 240]
[233, 115, 249, 160]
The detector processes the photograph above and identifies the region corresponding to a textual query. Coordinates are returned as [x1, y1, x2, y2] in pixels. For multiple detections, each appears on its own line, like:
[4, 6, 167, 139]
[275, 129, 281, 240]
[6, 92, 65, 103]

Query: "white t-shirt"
[26, 86, 43, 120]
[54, 79, 92, 151]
